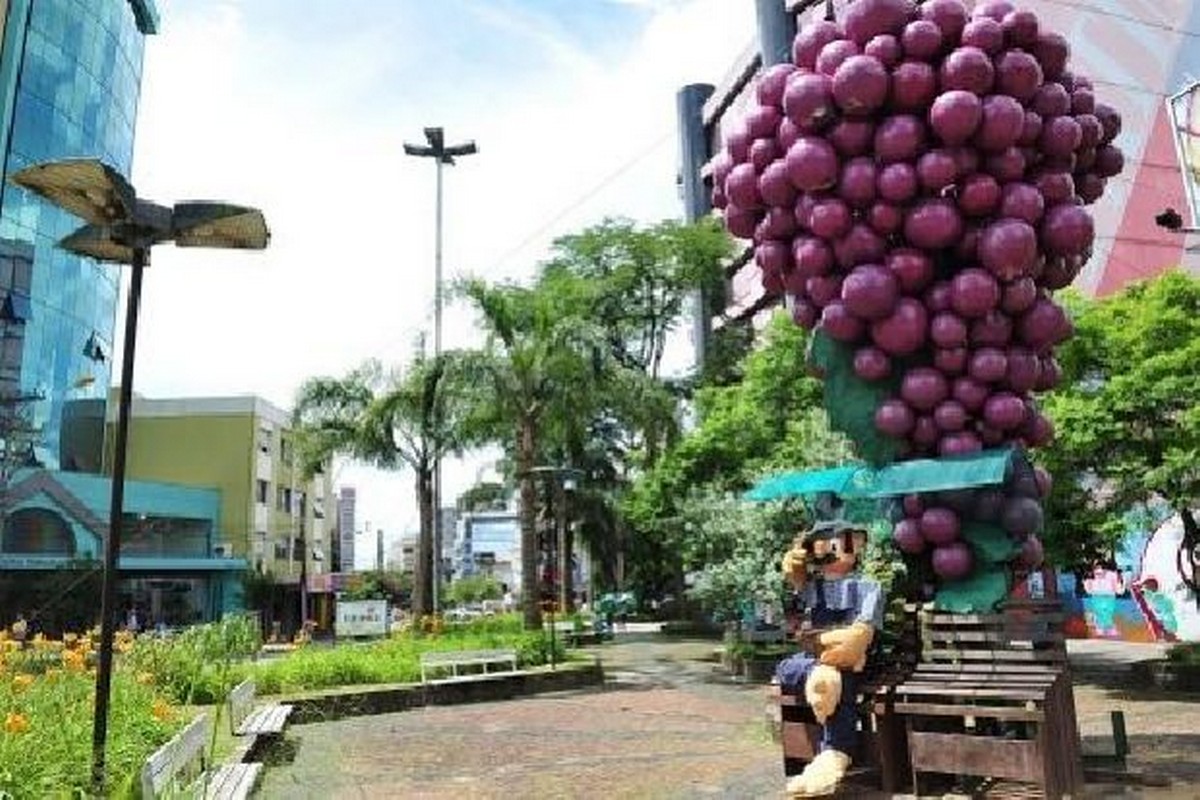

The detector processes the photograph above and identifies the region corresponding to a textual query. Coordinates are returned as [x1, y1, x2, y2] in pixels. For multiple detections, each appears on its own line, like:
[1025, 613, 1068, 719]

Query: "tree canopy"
[1040, 270, 1200, 579]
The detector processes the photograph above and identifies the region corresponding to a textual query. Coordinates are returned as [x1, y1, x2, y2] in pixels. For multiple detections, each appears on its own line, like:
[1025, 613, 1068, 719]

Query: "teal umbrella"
[743, 447, 1023, 502]
[742, 464, 867, 501]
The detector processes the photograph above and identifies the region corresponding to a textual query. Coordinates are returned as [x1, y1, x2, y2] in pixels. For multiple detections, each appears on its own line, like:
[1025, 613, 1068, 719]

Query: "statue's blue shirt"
[794, 574, 884, 629]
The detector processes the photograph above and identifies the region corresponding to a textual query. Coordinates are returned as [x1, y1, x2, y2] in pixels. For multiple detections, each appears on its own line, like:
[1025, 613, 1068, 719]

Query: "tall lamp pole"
[10, 159, 269, 791]
[403, 127, 476, 614]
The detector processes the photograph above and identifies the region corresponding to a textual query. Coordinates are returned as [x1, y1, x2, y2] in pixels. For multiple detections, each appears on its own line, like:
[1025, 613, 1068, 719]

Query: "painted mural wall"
[1056, 507, 1199, 643]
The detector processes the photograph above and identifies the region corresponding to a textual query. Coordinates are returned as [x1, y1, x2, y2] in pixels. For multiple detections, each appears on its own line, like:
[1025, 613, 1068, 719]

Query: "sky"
[127, 0, 756, 566]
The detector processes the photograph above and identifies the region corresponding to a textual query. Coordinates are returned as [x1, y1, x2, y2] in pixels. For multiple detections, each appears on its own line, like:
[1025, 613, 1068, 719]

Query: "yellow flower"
[12, 674, 33, 691]
[63, 633, 78, 645]
[42, 668, 62, 682]
[136, 671, 155, 686]
[4, 712, 29, 734]
[62, 649, 85, 672]
[151, 698, 173, 722]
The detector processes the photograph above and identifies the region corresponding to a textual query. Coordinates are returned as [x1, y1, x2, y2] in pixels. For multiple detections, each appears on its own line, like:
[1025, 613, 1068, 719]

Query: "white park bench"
[227, 677, 293, 738]
[141, 713, 262, 800]
[419, 648, 518, 683]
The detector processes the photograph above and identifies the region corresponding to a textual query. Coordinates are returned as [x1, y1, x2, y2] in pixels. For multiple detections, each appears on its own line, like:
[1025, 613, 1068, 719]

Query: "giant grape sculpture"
[712, 0, 1125, 599]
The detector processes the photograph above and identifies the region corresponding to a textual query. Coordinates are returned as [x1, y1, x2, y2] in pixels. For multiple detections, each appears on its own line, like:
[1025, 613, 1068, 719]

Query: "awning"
[744, 447, 1022, 502]
[742, 464, 867, 501]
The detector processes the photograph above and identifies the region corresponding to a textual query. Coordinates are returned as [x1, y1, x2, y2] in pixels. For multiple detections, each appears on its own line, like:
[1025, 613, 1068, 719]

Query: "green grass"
[250, 615, 567, 696]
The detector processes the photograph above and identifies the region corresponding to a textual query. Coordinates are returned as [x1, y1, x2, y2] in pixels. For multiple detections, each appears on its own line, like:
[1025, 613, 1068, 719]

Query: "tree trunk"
[518, 417, 541, 630]
[413, 460, 434, 617]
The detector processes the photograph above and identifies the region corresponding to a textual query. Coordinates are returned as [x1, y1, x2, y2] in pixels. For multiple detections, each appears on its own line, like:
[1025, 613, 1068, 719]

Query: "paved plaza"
[259, 634, 1200, 799]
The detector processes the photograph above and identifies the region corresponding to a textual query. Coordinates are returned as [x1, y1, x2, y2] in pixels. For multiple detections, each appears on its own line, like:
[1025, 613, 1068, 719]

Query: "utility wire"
[487, 130, 675, 272]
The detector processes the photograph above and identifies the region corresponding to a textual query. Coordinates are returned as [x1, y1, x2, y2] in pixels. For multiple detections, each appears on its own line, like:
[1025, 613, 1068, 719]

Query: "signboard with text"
[334, 599, 388, 638]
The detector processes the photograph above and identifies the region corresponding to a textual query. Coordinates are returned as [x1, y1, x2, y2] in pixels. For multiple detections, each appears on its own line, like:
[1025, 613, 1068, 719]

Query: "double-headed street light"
[10, 158, 269, 790]
[403, 127, 476, 614]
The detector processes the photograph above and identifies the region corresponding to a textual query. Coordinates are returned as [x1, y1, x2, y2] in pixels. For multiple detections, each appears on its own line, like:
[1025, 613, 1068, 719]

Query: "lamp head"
[9, 159, 135, 225]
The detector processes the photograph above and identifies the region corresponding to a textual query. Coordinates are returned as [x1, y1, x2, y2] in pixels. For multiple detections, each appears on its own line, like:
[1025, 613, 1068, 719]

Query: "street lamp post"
[10, 158, 269, 791]
[403, 127, 476, 615]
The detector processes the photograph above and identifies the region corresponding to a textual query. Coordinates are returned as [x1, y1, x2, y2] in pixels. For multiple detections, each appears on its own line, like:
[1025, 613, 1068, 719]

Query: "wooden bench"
[141, 712, 263, 800]
[768, 607, 919, 793]
[892, 599, 1084, 799]
[419, 648, 518, 683]
[228, 678, 293, 738]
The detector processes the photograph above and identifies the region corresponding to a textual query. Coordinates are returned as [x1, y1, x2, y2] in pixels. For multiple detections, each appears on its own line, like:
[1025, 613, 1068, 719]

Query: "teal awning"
[866, 447, 1018, 497]
[745, 447, 1021, 502]
[743, 464, 867, 501]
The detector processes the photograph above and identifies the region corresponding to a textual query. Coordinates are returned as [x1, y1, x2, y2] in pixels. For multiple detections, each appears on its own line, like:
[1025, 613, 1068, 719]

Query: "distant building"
[455, 509, 520, 593]
[337, 487, 356, 572]
[396, 531, 418, 575]
[61, 393, 334, 632]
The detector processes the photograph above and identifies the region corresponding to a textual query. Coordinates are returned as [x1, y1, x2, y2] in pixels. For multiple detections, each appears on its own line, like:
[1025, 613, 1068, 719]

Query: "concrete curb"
[279, 663, 606, 725]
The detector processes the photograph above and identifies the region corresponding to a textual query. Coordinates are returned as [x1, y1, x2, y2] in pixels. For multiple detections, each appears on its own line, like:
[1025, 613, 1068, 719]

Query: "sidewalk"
[256, 635, 1198, 798]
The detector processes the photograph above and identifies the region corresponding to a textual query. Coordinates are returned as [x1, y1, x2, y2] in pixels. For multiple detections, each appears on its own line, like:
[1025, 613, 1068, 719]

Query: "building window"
[277, 486, 293, 513]
[259, 427, 273, 455]
[298, 491, 307, 518]
[256, 480, 269, 505]
[273, 541, 289, 560]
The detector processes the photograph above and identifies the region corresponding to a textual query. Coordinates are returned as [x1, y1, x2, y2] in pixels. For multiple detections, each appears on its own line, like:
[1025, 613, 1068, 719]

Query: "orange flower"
[151, 698, 173, 722]
[62, 649, 85, 672]
[136, 671, 155, 686]
[11, 674, 33, 691]
[4, 712, 29, 734]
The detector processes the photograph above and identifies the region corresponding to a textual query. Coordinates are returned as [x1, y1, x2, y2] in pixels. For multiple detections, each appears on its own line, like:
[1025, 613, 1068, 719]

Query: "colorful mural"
[1056, 507, 1199, 643]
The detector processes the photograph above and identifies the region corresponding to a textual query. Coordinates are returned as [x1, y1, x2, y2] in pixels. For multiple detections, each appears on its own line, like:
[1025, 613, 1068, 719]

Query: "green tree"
[456, 275, 604, 629]
[532, 219, 732, 602]
[293, 349, 473, 616]
[623, 311, 852, 600]
[1041, 271, 1200, 583]
[680, 492, 802, 625]
[444, 575, 503, 606]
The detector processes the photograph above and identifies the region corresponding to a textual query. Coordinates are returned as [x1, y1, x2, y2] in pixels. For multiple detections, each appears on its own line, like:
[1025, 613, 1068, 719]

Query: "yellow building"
[91, 395, 333, 618]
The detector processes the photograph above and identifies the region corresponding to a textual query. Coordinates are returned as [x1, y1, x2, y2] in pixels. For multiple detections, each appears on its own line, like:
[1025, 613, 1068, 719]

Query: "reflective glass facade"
[0, 0, 156, 468]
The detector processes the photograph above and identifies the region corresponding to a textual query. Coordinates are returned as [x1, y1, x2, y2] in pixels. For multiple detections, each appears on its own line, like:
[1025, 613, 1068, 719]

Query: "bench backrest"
[141, 712, 211, 798]
[227, 678, 256, 732]
[918, 599, 1066, 669]
[420, 648, 516, 665]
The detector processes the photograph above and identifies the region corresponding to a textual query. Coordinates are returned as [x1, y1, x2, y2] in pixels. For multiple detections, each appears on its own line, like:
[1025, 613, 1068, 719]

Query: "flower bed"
[0, 630, 184, 798]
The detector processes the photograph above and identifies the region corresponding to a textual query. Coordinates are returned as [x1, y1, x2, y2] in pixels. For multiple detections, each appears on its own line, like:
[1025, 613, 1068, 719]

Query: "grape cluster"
[711, 0, 1124, 461]
[892, 463, 1051, 580]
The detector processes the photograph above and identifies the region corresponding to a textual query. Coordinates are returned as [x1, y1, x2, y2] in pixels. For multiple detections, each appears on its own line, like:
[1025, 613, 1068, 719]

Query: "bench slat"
[904, 672, 1057, 684]
[922, 647, 1065, 662]
[896, 701, 1045, 721]
[909, 730, 1044, 782]
[896, 684, 1050, 701]
[205, 762, 262, 800]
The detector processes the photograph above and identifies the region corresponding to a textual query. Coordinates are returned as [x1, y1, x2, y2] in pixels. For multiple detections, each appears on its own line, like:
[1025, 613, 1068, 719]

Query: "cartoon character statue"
[775, 520, 883, 798]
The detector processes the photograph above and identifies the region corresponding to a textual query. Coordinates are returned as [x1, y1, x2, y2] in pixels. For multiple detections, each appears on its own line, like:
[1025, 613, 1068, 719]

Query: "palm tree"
[457, 275, 603, 629]
[293, 348, 472, 616]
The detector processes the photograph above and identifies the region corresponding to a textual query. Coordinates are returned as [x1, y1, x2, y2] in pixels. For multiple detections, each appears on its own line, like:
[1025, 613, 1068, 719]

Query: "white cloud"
[125, 0, 755, 559]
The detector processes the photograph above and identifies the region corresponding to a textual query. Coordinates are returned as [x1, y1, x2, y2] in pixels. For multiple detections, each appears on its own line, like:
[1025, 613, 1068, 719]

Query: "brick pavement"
[258, 636, 1200, 799]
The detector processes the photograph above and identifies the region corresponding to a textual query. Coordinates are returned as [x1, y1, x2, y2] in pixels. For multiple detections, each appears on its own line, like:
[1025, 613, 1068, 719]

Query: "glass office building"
[0, 0, 158, 469]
